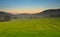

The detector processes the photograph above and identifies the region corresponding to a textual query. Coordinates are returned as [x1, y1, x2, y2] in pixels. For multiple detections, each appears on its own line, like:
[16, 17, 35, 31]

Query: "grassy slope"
[0, 18, 60, 37]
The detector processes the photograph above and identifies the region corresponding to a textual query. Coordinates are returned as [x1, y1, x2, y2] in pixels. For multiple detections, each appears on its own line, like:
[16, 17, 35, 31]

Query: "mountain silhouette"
[0, 9, 60, 22]
[0, 11, 14, 22]
[15, 9, 60, 19]
[34, 9, 60, 18]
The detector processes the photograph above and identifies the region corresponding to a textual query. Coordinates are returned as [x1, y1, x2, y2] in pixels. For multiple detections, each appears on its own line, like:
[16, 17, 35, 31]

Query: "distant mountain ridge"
[36, 9, 60, 18]
[15, 9, 60, 19]
[0, 9, 60, 21]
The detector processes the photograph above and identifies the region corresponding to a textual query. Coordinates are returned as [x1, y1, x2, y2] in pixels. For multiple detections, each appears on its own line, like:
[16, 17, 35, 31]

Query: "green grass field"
[0, 18, 60, 37]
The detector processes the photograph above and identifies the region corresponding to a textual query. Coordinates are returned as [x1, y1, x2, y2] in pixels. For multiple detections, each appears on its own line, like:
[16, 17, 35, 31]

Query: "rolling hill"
[15, 9, 60, 19]
[0, 9, 60, 21]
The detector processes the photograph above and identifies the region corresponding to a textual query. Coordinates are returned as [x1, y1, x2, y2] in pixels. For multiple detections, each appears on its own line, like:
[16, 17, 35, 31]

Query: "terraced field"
[0, 18, 60, 37]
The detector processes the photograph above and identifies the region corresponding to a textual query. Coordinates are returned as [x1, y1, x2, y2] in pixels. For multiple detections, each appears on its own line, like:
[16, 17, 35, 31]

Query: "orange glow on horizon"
[0, 9, 44, 14]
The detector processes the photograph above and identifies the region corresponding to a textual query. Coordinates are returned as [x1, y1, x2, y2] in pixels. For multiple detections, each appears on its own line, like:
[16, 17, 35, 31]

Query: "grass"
[0, 18, 60, 37]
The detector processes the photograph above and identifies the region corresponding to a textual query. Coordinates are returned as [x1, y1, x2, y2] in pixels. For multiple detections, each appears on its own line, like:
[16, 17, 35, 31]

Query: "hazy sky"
[0, 0, 60, 14]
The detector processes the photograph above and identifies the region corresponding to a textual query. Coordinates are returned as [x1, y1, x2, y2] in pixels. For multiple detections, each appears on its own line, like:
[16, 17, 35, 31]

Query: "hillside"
[35, 9, 60, 18]
[0, 9, 60, 21]
[15, 9, 60, 19]
[0, 11, 15, 22]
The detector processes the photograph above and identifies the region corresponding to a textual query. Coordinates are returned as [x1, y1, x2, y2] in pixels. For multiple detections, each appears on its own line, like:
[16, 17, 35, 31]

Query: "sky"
[0, 0, 60, 14]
